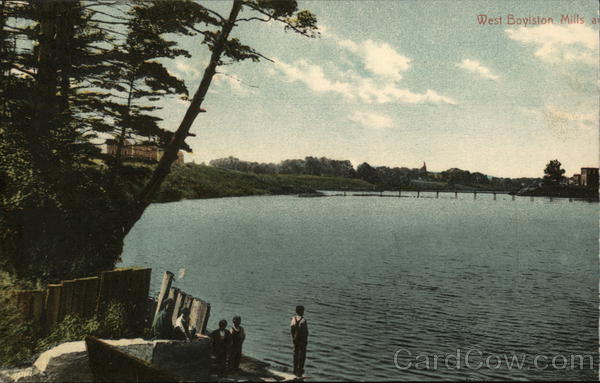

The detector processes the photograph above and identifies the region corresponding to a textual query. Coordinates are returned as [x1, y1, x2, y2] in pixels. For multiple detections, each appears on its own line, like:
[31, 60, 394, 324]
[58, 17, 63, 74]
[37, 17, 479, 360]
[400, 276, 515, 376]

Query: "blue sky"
[157, 0, 599, 178]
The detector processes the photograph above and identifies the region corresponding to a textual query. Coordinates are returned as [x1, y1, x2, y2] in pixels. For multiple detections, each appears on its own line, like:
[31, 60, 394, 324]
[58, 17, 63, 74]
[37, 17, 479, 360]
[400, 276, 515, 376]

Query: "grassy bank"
[121, 163, 527, 204]
[155, 164, 378, 202]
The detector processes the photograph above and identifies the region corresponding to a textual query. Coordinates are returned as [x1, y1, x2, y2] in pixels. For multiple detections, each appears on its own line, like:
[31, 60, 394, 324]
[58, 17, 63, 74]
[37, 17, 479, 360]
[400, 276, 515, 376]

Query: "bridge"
[322, 190, 587, 202]
[345, 190, 513, 200]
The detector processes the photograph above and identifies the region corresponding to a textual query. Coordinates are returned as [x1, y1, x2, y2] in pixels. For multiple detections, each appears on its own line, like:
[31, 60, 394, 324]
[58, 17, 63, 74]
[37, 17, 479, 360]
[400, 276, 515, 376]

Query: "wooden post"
[71, 279, 85, 317]
[417, 191, 420, 198]
[130, 268, 152, 333]
[380, 190, 383, 197]
[455, 191, 458, 199]
[45, 284, 62, 333]
[512, 195, 515, 201]
[171, 290, 185, 326]
[183, 294, 193, 313]
[474, 192, 477, 199]
[60, 280, 76, 321]
[398, 190, 401, 197]
[189, 299, 202, 333]
[493, 192, 496, 200]
[16, 290, 45, 328]
[436, 191, 439, 198]
[96, 271, 112, 315]
[569, 198, 572, 202]
[30, 291, 45, 328]
[153, 271, 174, 327]
[82, 277, 100, 318]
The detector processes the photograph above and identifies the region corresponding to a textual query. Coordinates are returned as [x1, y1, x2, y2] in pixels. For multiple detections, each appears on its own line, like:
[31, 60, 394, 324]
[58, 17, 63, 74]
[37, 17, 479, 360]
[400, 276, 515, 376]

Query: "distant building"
[105, 139, 183, 164]
[570, 174, 581, 186]
[580, 167, 598, 187]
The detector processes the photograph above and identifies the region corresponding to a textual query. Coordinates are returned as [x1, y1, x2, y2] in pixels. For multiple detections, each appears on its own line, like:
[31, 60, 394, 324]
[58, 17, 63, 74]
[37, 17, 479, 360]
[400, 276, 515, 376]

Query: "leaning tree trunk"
[122, 0, 243, 235]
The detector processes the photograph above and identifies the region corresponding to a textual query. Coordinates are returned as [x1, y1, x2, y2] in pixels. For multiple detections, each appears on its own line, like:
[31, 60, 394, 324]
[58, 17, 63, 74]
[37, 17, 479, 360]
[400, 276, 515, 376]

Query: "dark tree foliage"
[0, 0, 318, 283]
[356, 162, 379, 184]
[543, 159, 565, 185]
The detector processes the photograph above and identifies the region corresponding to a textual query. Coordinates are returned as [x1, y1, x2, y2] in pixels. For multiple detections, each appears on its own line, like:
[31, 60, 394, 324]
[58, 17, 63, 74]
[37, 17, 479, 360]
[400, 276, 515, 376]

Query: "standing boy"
[211, 319, 231, 376]
[290, 305, 309, 377]
[229, 315, 246, 370]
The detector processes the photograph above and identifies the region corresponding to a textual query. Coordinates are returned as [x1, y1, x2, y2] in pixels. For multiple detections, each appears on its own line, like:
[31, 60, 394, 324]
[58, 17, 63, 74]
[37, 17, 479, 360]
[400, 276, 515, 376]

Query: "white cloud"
[274, 59, 353, 96]
[349, 111, 394, 129]
[544, 105, 597, 131]
[213, 71, 257, 95]
[273, 58, 456, 105]
[173, 59, 202, 79]
[522, 105, 598, 136]
[505, 24, 599, 65]
[338, 39, 411, 81]
[456, 59, 499, 81]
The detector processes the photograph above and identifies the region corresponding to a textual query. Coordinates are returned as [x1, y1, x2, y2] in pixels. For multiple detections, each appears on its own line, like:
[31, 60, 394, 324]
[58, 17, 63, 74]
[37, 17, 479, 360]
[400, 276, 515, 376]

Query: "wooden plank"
[189, 299, 202, 334]
[129, 268, 151, 333]
[96, 270, 112, 314]
[106, 269, 126, 305]
[15, 290, 45, 325]
[171, 290, 185, 326]
[45, 284, 62, 332]
[153, 271, 174, 328]
[82, 277, 100, 318]
[70, 279, 85, 317]
[60, 280, 76, 320]
[30, 290, 45, 326]
[134, 269, 151, 307]
[97, 268, 131, 313]
[183, 294, 193, 313]
[122, 269, 135, 307]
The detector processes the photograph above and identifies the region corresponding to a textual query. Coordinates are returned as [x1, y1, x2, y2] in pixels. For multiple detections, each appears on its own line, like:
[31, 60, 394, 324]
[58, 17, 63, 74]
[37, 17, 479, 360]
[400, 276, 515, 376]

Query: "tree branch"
[126, 0, 244, 235]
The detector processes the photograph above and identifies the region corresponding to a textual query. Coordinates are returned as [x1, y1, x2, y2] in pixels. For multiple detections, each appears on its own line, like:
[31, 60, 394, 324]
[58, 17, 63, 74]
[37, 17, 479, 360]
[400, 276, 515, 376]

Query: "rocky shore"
[0, 337, 293, 382]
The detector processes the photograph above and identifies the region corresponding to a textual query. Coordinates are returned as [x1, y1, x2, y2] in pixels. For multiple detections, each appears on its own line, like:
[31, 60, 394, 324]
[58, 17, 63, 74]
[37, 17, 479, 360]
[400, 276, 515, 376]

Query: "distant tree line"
[209, 157, 540, 190]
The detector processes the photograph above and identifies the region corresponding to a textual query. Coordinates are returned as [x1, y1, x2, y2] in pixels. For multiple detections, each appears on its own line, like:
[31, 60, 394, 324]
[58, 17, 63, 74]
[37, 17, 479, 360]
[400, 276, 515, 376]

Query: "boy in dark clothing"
[229, 315, 246, 370]
[152, 298, 174, 339]
[290, 305, 309, 377]
[211, 319, 231, 376]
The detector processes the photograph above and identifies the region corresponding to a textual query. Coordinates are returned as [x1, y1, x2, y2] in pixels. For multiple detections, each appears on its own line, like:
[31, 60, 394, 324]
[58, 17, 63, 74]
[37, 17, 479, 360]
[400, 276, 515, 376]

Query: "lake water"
[121, 193, 599, 381]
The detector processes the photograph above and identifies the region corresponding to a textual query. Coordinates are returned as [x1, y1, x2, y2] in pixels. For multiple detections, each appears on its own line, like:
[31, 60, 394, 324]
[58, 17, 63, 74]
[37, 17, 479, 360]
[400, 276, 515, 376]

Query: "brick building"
[580, 167, 598, 187]
[105, 139, 183, 164]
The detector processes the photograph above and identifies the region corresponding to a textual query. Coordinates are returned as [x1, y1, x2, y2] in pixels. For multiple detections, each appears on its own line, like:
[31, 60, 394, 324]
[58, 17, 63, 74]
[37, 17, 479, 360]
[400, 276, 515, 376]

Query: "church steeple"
[421, 162, 427, 172]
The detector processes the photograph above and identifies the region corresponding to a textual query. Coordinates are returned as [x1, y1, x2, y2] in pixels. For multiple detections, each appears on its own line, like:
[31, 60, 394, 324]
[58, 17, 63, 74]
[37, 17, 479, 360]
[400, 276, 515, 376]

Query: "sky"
[155, 0, 599, 178]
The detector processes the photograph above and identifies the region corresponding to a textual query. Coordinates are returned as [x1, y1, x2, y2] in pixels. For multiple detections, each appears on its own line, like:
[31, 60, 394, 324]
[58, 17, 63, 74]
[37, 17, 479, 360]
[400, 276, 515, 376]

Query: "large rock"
[1, 337, 211, 382]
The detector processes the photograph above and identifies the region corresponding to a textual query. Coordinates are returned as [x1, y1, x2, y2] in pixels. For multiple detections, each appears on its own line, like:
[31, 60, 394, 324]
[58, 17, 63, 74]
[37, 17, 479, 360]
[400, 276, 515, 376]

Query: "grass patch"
[155, 165, 377, 202]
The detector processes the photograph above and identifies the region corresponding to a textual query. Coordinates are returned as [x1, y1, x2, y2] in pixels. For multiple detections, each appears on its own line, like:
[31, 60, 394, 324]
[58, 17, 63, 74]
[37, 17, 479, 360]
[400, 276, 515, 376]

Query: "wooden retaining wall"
[153, 271, 211, 335]
[14, 267, 151, 334]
